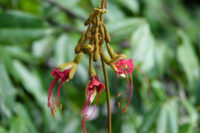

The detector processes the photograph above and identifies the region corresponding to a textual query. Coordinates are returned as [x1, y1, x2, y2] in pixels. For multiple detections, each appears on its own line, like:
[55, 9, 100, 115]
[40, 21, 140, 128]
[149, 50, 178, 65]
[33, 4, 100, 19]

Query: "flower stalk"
[101, 55, 112, 133]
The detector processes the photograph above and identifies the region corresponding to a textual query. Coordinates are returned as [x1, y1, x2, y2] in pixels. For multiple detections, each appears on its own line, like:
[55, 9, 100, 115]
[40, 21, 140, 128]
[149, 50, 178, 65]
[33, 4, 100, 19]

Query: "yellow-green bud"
[74, 52, 83, 64]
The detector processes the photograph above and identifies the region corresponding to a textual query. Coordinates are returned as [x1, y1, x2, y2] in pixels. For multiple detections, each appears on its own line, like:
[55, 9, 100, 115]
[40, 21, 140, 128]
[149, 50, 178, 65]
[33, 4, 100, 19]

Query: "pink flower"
[81, 76, 105, 133]
[48, 68, 71, 117]
[114, 58, 150, 113]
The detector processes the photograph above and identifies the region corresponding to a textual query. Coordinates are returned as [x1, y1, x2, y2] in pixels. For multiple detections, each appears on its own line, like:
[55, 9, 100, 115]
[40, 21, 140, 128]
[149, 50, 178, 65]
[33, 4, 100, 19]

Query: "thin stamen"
[135, 66, 150, 94]
[87, 89, 102, 119]
[56, 80, 63, 105]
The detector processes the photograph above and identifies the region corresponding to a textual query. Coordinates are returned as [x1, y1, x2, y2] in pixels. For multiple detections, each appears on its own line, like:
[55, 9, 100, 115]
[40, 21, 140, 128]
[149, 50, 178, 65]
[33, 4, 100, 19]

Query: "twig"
[100, 1, 111, 133]
[101, 55, 112, 133]
[46, 19, 82, 33]
[46, 0, 85, 21]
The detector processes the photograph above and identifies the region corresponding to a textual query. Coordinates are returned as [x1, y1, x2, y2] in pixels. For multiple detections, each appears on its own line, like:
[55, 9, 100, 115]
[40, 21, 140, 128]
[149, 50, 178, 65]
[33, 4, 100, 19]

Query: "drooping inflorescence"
[47, 1, 149, 133]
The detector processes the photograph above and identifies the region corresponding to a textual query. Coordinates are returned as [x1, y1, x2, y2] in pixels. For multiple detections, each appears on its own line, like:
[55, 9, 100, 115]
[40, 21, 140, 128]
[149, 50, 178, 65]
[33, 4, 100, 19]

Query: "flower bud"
[103, 24, 111, 43]
[82, 44, 94, 54]
[69, 64, 78, 80]
[74, 52, 83, 64]
[106, 43, 117, 58]
[57, 62, 74, 71]
[94, 28, 100, 61]
[84, 13, 94, 26]
[110, 54, 126, 64]
[75, 31, 86, 54]
[101, 52, 111, 64]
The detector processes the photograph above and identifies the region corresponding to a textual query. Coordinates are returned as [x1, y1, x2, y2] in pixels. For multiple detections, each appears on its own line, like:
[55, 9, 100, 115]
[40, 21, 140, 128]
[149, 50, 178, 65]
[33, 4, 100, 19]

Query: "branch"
[46, 0, 85, 21]
[46, 19, 82, 33]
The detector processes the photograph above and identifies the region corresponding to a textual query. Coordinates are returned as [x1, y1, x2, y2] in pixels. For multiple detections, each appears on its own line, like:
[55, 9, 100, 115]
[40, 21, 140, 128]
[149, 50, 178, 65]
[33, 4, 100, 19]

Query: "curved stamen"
[135, 66, 150, 94]
[123, 72, 130, 96]
[48, 76, 59, 108]
[56, 80, 63, 105]
[81, 95, 91, 133]
[87, 89, 102, 119]
[122, 72, 133, 113]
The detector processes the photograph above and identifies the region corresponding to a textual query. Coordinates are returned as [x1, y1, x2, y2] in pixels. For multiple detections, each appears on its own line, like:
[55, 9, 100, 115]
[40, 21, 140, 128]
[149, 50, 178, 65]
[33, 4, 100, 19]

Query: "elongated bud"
[89, 67, 96, 76]
[86, 24, 92, 39]
[92, 14, 97, 25]
[69, 64, 78, 80]
[109, 54, 126, 72]
[94, 45, 100, 61]
[82, 25, 92, 47]
[103, 24, 111, 43]
[99, 25, 105, 53]
[57, 62, 74, 71]
[91, 25, 96, 34]
[106, 43, 117, 58]
[84, 13, 94, 26]
[74, 52, 83, 64]
[96, 13, 100, 27]
[94, 28, 100, 61]
[110, 63, 118, 72]
[110, 54, 126, 64]
[89, 53, 96, 76]
[82, 44, 94, 54]
[101, 52, 111, 64]
[75, 31, 86, 54]
[99, 38, 104, 54]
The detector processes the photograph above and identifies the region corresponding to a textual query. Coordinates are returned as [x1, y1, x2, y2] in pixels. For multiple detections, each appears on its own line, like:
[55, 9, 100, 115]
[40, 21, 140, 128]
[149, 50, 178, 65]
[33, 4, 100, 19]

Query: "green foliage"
[0, 0, 199, 133]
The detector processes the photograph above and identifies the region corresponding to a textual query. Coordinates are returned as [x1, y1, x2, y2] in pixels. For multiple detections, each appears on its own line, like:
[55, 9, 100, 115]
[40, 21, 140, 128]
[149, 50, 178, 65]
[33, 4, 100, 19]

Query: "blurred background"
[0, 0, 200, 133]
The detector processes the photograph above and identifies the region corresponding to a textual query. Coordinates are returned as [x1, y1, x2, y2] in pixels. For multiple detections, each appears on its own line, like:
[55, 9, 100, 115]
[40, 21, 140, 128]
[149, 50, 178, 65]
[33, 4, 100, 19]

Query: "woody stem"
[101, 55, 112, 133]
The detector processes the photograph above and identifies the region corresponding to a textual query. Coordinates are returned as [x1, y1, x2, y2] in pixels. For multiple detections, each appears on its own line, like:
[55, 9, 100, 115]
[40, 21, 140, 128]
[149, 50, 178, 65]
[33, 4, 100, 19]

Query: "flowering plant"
[47, 0, 149, 132]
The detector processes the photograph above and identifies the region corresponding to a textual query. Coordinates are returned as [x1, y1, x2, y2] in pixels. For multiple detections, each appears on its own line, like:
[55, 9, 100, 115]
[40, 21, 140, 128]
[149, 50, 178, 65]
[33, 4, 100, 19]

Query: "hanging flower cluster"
[47, 1, 149, 133]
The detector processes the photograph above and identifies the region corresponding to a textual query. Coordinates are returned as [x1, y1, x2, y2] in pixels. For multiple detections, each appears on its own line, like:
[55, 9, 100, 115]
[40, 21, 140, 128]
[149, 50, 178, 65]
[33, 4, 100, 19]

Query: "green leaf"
[130, 23, 155, 73]
[32, 36, 55, 59]
[121, 122, 137, 133]
[12, 60, 62, 130]
[0, 126, 8, 133]
[177, 30, 200, 87]
[4, 46, 39, 64]
[9, 117, 30, 133]
[107, 18, 145, 42]
[156, 99, 178, 133]
[181, 99, 198, 128]
[15, 103, 38, 133]
[54, 34, 76, 65]
[0, 60, 16, 122]
[12, 60, 46, 106]
[156, 104, 167, 133]
[130, 23, 171, 77]
[179, 124, 193, 133]
[151, 80, 167, 100]
[0, 28, 54, 45]
[0, 10, 54, 44]
[142, 105, 160, 133]
[0, 10, 47, 28]
[106, 1, 125, 22]
[90, 0, 101, 7]
[117, 0, 139, 14]
[166, 99, 178, 133]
